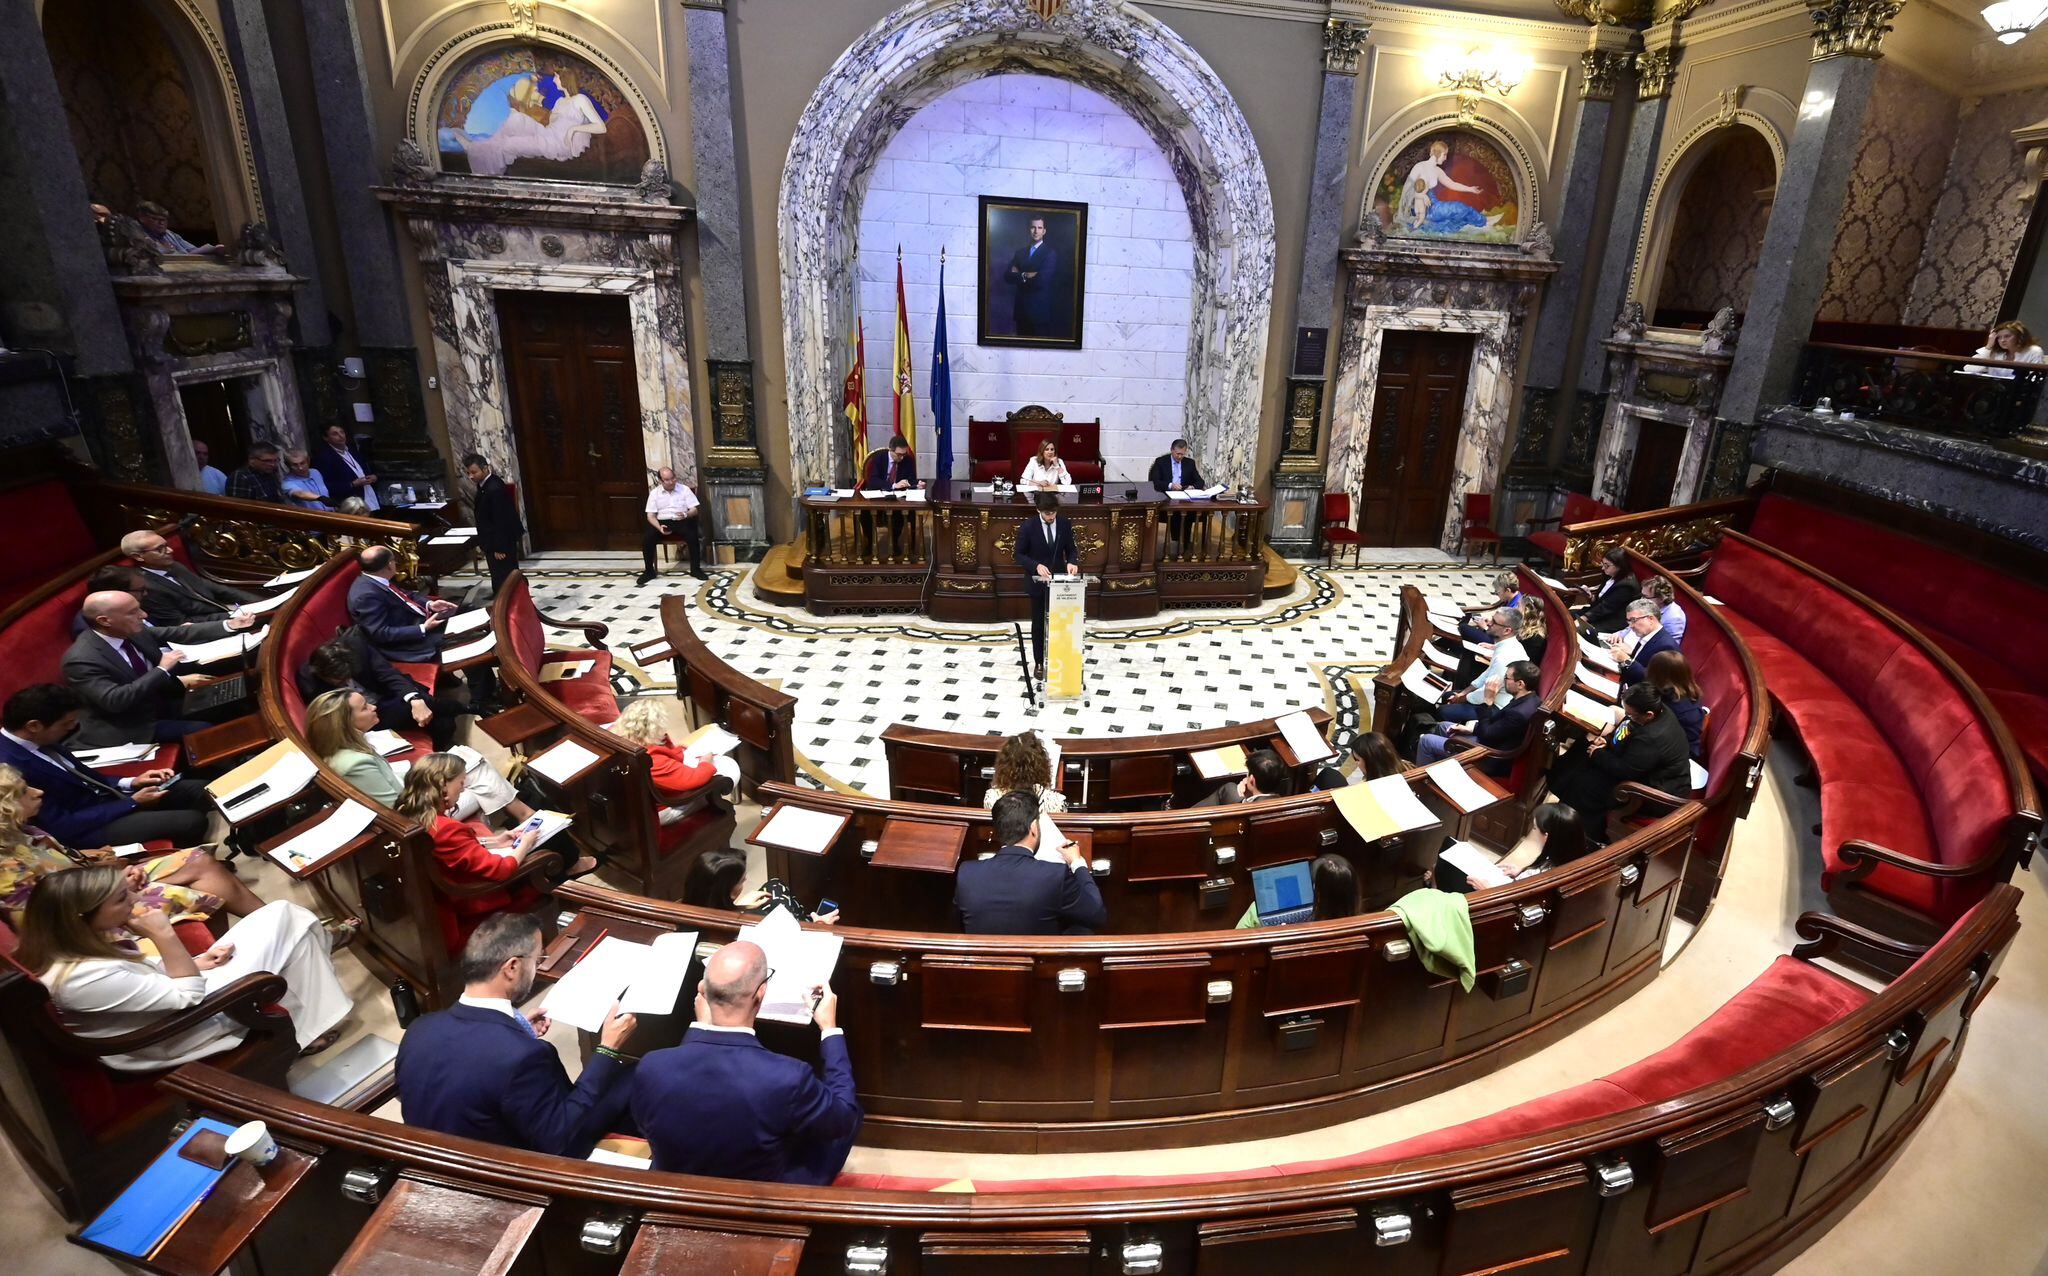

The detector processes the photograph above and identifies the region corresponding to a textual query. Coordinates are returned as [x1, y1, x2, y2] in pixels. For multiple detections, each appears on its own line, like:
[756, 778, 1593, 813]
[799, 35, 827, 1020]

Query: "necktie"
[887, 459, 896, 485]
[120, 642, 148, 676]
[515, 1011, 538, 1038]
[385, 580, 426, 617]
[53, 748, 124, 799]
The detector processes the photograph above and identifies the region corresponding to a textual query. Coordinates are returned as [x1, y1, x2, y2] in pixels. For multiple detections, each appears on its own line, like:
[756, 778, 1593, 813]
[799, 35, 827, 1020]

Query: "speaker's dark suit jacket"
[473, 472, 525, 558]
[134, 563, 259, 626]
[60, 629, 190, 748]
[0, 734, 136, 846]
[395, 1002, 631, 1157]
[1013, 514, 1077, 577]
[1147, 454, 1205, 491]
[954, 843, 1107, 935]
[632, 1025, 862, 1185]
[346, 575, 444, 664]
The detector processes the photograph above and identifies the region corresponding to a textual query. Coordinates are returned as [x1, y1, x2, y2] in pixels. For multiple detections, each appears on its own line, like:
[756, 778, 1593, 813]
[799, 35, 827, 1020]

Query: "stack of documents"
[1331, 775, 1440, 842]
[541, 931, 700, 1031]
[170, 628, 266, 665]
[1274, 710, 1334, 763]
[445, 609, 491, 636]
[364, 729, 412, 757]
[207, 741, 316, 820]
[1423, 758, 1500, 813]
[1189, 743, 1248, 780]
[681, 722, 743, 758]
[739, 907, 845, 1025]
[1576, 665, 1621, 700]
[269, 800, 379, 874]
[74, 742, 159, 767]
[1163, 484, 1229, 501]
[1561, 689, 1618, 734]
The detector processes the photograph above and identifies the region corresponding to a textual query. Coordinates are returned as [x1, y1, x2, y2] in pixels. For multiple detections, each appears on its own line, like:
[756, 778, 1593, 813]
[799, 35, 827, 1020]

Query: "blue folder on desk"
[80, 1117, 239, 1257]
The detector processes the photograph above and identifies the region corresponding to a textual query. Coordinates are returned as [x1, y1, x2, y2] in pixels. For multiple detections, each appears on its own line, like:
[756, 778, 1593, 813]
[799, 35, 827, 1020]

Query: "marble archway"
[777, 0, 1275, 494]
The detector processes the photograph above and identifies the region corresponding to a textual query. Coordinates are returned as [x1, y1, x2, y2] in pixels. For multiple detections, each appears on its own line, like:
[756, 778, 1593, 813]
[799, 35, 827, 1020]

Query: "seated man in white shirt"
[1430, 607, 1527, 729]
[638, 467, 706, 586]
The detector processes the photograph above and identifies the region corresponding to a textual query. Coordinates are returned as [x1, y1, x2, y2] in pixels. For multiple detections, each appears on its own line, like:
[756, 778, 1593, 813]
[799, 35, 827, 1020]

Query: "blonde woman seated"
[0, 764, 265, 929]
[18, 864, 355, 1066]
[307, 689, 532, 824]
[392, 754, 595, 938]
[982, 732, 1072, 860]
[1019, 439, 1072, 490]
[610, 699, 737, 820]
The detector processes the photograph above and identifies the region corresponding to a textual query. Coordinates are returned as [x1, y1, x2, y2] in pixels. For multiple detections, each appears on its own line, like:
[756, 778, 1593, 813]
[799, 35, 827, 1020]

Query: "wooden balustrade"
[1793, 341, 2044, 440]
[78, 476, 438, 583]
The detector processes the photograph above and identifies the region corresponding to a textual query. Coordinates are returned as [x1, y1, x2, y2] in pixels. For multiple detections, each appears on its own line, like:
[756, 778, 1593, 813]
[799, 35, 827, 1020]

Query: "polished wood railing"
[656, 595, 797, 794]
[81, 477, 431, 582]
[1559, 494, 1756, 574]
[1793, 341, 2043, 440]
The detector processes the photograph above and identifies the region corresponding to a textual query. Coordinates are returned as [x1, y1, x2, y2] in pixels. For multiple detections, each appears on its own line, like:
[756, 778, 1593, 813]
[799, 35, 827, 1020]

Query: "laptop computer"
[183, 672, 249, 715]
[1250, 859, 1316, 927]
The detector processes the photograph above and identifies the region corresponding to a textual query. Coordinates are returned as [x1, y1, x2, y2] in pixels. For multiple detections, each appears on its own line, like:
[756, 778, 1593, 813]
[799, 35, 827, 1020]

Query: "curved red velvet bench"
[494, 571, 620, 726]
[144, 883, 2020, 1274]
[1701, 531, 2039, 942]
[1747, 490, 2048, 792]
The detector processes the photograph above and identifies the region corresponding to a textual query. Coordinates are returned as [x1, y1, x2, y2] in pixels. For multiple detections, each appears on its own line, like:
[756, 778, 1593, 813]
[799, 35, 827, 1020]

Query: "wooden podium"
[1046, 575, 1089, 701]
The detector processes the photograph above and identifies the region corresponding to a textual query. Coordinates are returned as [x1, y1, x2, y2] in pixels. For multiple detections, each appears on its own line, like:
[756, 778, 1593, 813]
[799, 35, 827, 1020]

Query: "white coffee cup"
[223, 1120, 278, 1167]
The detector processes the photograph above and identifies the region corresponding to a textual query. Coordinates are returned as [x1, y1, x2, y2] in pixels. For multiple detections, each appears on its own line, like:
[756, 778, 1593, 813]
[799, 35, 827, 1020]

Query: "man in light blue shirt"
[191, 441, 227, 496]
[1433, 607, 1526, 726]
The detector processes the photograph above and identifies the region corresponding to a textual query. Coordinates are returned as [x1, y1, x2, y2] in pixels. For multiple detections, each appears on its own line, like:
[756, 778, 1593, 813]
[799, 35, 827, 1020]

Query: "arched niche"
[41, 0, 265, 239]
[1631, 114, 1785, 327]
[777, 0, 1276, 494]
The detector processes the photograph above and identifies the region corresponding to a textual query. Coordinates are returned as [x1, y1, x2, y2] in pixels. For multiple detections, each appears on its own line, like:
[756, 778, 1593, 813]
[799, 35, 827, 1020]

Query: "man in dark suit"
[1003, 215, 1058, 336]
[1416, 660, 1542, 774]
[299, 631, 467, 752]
[0, 683, 216, 845]
[1549, 681, 1692, 836]
[954, 792, 1106, 935]
[396, 914, 638, 1157]
[462, 453, 525, 594]
[1147, 438, 1204, 493]
[62, 591, 218, 746]
[120, 530, 260, 625]
[1193, 748, 1293, 807]
[1013, 491, 1078, 681]
[347, 545, 456, 664]
[314, 424, 380, 511]
[1612, 599, 1679, 685]
[858, 434, 921, 557]
[631, 940, 861, 1184]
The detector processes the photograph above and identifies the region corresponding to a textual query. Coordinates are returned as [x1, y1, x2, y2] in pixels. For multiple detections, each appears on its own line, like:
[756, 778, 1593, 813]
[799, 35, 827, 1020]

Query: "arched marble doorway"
[777, 0, 1275, 494]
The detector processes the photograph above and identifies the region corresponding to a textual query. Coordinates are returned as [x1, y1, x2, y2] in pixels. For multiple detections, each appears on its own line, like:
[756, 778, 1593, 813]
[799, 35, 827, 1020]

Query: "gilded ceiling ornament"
[1806, 0, 1902, 59]
[1635, 49, 1678, 100]
[507, 0, 540, 38]
[1553, 0, 1649, 25]
[1323, 19, 1369, 75]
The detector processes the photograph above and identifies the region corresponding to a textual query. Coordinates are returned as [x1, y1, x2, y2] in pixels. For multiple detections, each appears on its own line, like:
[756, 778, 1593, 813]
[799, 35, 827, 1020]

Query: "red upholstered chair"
[1320, 492, 1362, 569]
[968, 423, 1010, 483]
[1459, 492, 1502, 564]
[0, 480, 96, 614]
[499, 573, 620, 726]
[1526, 492, 1624, 568]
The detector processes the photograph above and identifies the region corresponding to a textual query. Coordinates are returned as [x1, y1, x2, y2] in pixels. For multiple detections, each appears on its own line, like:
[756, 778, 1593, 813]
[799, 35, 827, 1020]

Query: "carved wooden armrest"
[1835, 838, 1987, 882]
[1610, 780, 1689, 823]
[428, 850, 564, 901]
[1791, 911, 1931, 964]
[535, 606, 611, 649]
[44, 973, 290, 1056]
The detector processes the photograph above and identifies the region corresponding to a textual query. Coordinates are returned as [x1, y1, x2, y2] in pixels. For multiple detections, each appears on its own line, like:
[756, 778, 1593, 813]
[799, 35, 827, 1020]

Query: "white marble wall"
[855, 74, 1194, 482]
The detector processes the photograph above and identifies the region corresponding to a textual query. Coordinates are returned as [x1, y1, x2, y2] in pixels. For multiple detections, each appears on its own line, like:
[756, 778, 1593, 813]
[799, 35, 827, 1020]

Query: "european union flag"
[931, 252, 954, 483]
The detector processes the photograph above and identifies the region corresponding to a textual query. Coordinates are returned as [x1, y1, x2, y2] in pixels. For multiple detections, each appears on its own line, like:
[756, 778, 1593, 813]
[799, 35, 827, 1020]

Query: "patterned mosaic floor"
[523, 553, 1497, 796]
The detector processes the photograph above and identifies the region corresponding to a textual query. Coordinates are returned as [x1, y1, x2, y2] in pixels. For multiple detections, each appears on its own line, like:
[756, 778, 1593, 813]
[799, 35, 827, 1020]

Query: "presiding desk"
[799, 482, 1268, 618]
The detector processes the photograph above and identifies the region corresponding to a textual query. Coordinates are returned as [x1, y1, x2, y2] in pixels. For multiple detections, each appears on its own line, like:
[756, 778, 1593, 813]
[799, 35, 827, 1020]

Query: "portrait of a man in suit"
[978, 196, 1087, 349]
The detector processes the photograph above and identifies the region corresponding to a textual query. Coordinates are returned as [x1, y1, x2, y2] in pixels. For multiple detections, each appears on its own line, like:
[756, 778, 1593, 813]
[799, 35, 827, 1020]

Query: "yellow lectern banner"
[1046, 577, 1086, 700]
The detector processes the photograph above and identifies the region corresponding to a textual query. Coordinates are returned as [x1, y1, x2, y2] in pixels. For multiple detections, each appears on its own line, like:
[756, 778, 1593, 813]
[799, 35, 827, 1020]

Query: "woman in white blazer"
[1019, 439, 1072, 489]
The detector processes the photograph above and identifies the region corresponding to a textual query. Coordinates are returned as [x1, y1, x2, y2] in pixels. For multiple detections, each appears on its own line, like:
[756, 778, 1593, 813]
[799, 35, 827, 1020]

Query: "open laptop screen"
[1251, 859, 1315, 924]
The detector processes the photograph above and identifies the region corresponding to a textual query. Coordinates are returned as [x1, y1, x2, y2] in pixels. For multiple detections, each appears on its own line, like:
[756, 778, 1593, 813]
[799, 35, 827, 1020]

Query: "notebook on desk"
[1250, 859, 1316, 927]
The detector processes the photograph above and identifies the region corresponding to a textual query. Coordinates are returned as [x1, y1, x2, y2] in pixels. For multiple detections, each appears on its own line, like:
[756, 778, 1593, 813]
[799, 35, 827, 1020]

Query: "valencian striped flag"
[892, 246, 917, 447]
[841, 318, 868, 480]
[931, 248, 953, 483]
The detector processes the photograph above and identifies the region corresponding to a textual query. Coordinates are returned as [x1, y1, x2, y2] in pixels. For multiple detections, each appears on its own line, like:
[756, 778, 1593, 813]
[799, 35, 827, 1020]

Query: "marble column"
[1565, 45, 1674, 481]
[1718, 20, 1890, 428]
[294, 0, 438, 477]
[1510, 40, 1631, 482]
[685, 0, 766, 560]
[1268, 18, 1367, 558]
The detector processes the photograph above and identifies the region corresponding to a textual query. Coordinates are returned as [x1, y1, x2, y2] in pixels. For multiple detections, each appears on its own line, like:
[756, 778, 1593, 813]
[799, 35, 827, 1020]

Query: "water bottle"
[406, 484, 419, 504]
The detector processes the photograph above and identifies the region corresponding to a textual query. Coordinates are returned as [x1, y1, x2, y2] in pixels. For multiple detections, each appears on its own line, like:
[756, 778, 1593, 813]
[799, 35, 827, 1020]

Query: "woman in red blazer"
[613, 700, 722, 803]
[394, 755, 594, 928]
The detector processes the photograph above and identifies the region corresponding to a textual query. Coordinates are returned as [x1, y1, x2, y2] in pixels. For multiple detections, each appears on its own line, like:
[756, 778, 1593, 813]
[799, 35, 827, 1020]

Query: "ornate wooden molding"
[1553, 0, 1648, 24]
[1806, 0, 1902, 60]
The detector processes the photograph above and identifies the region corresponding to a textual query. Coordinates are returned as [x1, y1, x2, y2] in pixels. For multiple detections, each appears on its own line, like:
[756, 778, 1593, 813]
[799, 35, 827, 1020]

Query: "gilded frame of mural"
[1371, 130, 1523, 244]
[1360, 114, 1539, 247]
[406, 23, 667, 181]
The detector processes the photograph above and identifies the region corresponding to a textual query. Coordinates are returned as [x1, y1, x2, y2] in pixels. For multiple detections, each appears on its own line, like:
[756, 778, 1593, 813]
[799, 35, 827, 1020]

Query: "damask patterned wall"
[1904, 85, 2048, 330]
[1816, 63, 1958, 325]
[1654, 130, 1778, 321]
[43, 0, 218, 240]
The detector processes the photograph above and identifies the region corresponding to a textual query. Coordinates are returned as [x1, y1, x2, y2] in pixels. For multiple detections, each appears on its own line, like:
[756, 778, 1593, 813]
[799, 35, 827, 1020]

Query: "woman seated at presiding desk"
[17, 864, 356, 1064]
[1019, 439, 1073, 489]
[307, 688, 534, 825]
[0, 762, 266, 926]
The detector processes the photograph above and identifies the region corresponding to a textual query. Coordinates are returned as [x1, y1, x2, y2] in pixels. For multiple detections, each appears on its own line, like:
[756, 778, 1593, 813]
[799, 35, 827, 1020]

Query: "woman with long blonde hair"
[395, 754, 593, 942]
[310, 688, 530, 822]
[19, 864, 353, 1066]
[0, 763, 262, 928]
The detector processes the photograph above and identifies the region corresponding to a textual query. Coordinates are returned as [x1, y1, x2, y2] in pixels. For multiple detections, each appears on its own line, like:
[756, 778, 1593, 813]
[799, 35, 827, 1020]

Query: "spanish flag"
[842, 319, 867, 479]
[892, 246, 917, 447]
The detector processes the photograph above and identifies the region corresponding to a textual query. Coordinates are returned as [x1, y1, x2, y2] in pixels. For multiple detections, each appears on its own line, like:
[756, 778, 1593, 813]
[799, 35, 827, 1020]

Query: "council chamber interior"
[0, 0, 2045, 1272]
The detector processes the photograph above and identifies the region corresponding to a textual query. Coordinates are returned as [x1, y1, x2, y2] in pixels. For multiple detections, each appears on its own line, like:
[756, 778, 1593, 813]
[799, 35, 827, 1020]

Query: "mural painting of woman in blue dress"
[1373, 133, 1519, 244]
[435, 46, 650, 185]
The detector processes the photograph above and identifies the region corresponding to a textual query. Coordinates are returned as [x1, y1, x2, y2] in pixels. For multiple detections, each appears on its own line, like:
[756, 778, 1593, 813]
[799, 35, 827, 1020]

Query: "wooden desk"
[330, 1176, 545, 1275]
[73, 1145, 317, 1276]
[182, 714, 271, 769]
[871, 817, 969, 874]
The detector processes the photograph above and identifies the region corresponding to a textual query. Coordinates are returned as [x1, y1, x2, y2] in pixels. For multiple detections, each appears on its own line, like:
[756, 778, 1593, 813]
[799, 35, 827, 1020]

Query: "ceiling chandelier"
[1982, 0, 2048, 44]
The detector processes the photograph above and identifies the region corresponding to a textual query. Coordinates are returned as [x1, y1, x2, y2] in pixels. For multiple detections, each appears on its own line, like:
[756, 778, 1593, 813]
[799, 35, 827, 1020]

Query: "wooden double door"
[1358, 329, 1473, 546]
[498, 291, 648, 551]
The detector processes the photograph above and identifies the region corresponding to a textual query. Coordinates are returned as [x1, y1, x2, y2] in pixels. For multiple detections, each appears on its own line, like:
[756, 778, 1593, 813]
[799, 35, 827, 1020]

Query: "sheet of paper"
[1689, 759, 1709, 792]
[514, 808, 575, 845]
[442, 633, 496, 663]
[540, 659, 596, 683]
[619, 930, 699, 1016]
[445, 608, 491, 636]
[110, 842, 149, 859]
[1330, 775, 1439, 842]
[264, 566, 318, 588]
[428, 533, 473, 546]
[1399, 660, 1448, 705]
[1536, 572, 1569, 591]
[1701, 594, 1725, 607]
[170, 628, 266, 665]
[74, 742, 158, 765]
[754, 804, 844, 855]
[831, 488, 857, 499]
[268, 799, 378, 874]
[857, 490, 889, 499]
[1428, 613, 1460, 639]
[739, 907, 845, 1025]
[1164, 489, 1193, 501]
[207, 744, 316, 820]
[1561, 689, 1618, 733]
[1189, 743, 1248, 780]
[1275, 710, 1334, 763]
[542, 936, 648, 1033]
[437, 525, 478, 537]
[1424, 758, 1500, 813]
[1440, 840, 1514, 890]
[902, 489, 928, 503]
[1421, 594, 1461, 620]
[1576, 665, 1621, 700]
[528, 738, 602, 785]
[587, 1147, 652, 1169]
[680, 722, 743, 758]
[240, 590, 294, 617]
[1421, 642, 1459, 672]
[364, 729, 411, 757]
[406, 500, 449, 511]
[1578, 634, 1619, 671]
[1461, 638, 1492, 656]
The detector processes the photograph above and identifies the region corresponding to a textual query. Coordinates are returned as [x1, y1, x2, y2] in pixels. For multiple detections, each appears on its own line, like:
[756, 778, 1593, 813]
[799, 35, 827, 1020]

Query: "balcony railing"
[1793, 342, 2043, 440]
